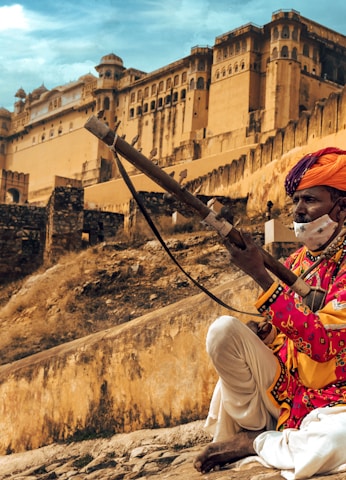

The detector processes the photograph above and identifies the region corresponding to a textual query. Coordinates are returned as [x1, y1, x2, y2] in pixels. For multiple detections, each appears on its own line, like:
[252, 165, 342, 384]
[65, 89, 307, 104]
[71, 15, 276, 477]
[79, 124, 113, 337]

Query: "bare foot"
[193, 430, 260, 473]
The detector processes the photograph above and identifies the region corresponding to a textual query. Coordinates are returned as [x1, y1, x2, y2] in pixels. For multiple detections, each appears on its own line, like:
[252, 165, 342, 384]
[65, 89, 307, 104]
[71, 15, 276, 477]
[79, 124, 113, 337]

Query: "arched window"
[197, 77, 204, 89]
[158, 97, 163, 108]
[158, 81, 164, 92]
[215, 70, 220, 79]
[150, 100, 156, 110]
[273, 27, 279, 40]
[103, 97, 110, 110]
[166, 78, 172, 89]
[130, 92, 135, 103]
[129, 108, 134, 118]
[189, 78, 195, 90]
[241, 61, 245, 70]
[234, 63, 238, 73]
[151, 84, 157, 95]
[6, 188, 20, 204]
[144, 87, 149, 98]
[281, 25, 289, 38]
[143, 103, 148, 113]
[292, 27, 298, 41]
[182, 71, 187, 83]
[181, 89, 186, 100]
[173, 91, 178, 102]
[228, 65, 232, 75]
[292, 47, 298, 60]
[198, 59, 205, 70]
[174, 75, 179, 86]
[303, 44, 309, 57]
[281, 46, 289, 58]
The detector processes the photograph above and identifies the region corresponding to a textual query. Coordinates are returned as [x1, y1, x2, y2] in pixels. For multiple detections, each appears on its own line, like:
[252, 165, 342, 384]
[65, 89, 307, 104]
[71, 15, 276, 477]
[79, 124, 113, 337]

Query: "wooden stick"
[84, 115, 311, 298]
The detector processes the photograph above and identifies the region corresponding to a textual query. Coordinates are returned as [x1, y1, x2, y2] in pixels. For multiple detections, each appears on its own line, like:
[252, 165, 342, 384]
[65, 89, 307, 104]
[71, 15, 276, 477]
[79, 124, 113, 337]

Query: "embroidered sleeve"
[256, 264, 346, 362]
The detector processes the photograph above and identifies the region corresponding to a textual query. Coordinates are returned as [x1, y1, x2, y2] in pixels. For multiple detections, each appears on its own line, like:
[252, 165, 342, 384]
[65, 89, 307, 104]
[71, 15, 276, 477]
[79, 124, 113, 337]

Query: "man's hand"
[224, 231, 274, 291]
[247, 320, 277, 344]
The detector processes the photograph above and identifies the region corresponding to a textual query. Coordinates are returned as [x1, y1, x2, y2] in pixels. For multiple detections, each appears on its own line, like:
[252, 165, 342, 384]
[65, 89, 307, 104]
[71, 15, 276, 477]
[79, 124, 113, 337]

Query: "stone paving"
[0, 421, 345, 480]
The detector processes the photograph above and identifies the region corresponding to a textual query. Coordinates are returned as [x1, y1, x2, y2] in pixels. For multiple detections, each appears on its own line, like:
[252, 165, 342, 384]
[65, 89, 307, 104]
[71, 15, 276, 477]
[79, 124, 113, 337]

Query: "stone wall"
[45, 187, 85, 262]
[0, 204, 46, 281]
[0, 188, 124, 282]
[127, 192, 247, 238]
[83, 209, 124, 245]
[0, 274, 260, 454]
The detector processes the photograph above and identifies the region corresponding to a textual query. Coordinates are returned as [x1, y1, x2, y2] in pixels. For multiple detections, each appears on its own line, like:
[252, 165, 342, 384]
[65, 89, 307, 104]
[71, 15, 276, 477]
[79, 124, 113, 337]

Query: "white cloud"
[0, 4, 29, 31]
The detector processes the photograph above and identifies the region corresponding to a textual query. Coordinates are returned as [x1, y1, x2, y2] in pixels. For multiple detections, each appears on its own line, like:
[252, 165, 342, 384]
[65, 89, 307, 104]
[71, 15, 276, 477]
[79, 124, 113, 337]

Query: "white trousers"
[205, 315, 346, 480]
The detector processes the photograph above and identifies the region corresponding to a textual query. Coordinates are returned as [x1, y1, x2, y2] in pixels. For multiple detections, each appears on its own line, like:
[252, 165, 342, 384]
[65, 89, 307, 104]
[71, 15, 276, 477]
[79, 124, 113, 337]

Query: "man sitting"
[194, 148, 346, 479]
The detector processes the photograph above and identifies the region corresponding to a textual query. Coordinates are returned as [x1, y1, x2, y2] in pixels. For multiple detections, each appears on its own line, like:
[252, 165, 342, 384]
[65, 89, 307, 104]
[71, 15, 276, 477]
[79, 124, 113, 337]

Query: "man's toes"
[193, 459, 202, 472]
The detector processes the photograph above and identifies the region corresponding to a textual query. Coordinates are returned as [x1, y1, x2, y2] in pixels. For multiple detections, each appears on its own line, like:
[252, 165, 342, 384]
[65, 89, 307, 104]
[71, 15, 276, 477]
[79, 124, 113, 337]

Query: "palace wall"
[84, 82, 346, 227]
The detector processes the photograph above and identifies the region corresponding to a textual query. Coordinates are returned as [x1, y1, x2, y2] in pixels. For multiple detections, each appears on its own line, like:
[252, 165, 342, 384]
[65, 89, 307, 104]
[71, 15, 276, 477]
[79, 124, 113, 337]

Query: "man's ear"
[338, 197, 346, 211]
[337, 197, 346, 222]
[331, 197, 346, 222]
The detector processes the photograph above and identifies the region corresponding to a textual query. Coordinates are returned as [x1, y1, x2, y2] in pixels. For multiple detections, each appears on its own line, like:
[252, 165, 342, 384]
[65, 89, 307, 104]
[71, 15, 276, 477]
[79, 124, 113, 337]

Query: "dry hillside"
[0, 224, 260, 366]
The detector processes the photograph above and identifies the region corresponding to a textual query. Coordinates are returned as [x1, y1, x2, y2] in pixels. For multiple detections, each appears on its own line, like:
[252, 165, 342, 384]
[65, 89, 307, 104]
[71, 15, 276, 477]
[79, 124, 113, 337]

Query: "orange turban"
[285, 147, 346, 196]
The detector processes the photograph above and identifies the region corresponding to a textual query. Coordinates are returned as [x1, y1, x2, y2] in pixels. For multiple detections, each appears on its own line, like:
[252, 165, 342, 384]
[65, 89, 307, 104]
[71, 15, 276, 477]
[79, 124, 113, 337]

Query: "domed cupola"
[31, 84, 48, 100]
[15, 88, 26, 100]
[95, 53, 125, 80]
[99, 53, 124, 67]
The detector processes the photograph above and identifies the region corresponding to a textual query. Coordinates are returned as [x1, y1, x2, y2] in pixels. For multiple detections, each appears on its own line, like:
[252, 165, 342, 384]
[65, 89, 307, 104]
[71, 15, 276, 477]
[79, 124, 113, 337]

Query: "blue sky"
[1, 0, 346, 111]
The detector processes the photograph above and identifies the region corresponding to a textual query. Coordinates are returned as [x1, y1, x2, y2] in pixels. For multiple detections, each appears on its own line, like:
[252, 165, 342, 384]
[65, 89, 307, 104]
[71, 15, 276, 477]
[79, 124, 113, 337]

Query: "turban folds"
[285, 147, 346, 196]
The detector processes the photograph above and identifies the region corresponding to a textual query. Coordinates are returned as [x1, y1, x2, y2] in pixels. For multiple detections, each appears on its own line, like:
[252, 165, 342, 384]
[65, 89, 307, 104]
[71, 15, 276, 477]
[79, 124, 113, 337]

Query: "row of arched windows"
[215, 60, 247, 79]
[216, 39, 247, 62]
[272, 25, 298, 41]
[271, 45, 318, 62]
[189, 77, 205, 89]
[32, 123, 73, 144]
[129, 90, 187, 118]
[272, 46, 297, 59]
[130, 73, 188, 104]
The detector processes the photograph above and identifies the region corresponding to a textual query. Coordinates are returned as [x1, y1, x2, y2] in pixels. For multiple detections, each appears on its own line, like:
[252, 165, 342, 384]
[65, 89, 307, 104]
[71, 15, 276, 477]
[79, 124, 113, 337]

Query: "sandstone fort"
[0, 9, 346, 457]
[1, 9, 346, 213]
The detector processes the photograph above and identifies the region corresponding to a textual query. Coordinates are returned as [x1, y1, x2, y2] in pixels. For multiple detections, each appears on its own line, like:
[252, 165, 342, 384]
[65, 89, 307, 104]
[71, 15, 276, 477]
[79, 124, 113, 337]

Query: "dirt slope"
[0, 228, 243, 365]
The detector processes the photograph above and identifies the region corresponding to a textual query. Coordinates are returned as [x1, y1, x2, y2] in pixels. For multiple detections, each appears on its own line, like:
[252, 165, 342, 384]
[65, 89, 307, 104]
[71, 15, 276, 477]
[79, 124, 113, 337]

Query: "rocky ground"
[0, 224, 344, 479]
[0, 420, 345, 480]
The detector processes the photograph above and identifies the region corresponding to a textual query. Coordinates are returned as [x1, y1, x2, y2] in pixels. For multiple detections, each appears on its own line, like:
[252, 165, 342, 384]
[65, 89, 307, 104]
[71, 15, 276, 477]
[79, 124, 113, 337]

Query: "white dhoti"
[205, 315, 346, 480]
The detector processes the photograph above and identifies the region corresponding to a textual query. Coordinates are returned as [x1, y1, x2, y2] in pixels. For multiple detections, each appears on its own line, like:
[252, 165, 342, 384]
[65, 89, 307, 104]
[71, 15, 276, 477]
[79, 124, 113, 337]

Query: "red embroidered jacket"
[255, 236, 346, 430]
